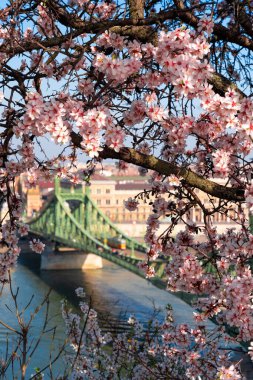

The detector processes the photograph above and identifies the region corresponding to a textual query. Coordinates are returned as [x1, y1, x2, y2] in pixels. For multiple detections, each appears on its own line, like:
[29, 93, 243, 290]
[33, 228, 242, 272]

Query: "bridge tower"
[29, 177, 149, 273]
[39, 177, 103, 270]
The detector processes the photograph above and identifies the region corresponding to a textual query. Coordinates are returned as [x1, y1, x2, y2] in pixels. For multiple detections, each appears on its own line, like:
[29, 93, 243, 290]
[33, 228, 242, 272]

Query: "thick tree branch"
[238, 9, 253, 38]
[208, 72, 245, 97]
[48, 0, 253, 52]
[70, 131, 245, 203]
[0, 16, 244, 97]
[2, 1, 253, 55]
[173, 0, 253, 50]
[129, 0, 144, 20]
[225, 0, 253, 39]
[0, 13, 162, 55]
[0, 1, 248, 97]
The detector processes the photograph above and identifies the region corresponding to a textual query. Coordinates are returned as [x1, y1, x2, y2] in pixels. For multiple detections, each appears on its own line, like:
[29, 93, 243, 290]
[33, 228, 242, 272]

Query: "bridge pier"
[41, 246, 103, 270]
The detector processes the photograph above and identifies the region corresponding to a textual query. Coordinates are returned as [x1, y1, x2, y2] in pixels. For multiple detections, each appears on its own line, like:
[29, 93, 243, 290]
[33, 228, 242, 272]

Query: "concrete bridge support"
[41, 246, 103, 270]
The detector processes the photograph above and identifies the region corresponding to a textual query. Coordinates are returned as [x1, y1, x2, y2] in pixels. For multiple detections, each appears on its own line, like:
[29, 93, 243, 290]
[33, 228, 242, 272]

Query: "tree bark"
[70, 132, 245, 203]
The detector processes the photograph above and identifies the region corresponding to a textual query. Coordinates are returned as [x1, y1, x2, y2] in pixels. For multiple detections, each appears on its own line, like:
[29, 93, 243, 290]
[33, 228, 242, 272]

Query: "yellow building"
[88, 175, 151, 223]
[26, 186, 43, 217]
[23, 173, 242, 232]
[187, 185, 238, 225]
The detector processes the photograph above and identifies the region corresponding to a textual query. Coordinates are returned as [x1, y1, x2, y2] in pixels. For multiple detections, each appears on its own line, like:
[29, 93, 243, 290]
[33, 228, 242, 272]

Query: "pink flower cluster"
[15, 92, 70, 145]
[37, 5, 57, 37]
[124, 197, 139, 211]
[0, 218, 28, 281]
[0, 3, 253, 369]
[61, 289, 243, 379]
[94, 53, 142, 83]
[29, 239, 45, 254]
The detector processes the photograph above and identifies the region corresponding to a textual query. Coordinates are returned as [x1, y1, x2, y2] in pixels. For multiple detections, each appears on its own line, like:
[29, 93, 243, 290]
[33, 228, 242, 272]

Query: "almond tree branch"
[3, 3, 252, 54]
[70, 131, 245, 203]
[173, 0, 253, 50]
[225, 0, 253, 39]
[0, 2, 248, 97]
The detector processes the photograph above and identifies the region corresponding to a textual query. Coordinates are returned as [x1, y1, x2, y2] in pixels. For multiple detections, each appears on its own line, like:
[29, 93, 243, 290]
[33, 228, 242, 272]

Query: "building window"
[195, 209, 201, 222]
[116, 199, 119, 204]
[213, 213, 217, 222]
[97, 189, 101, 194]
[106, 199, 110, 205]
[106, 189, 110, 194]
[106, 210, 110, 217]
[97, 200, 101, 205]
[220, 213, 226, 222]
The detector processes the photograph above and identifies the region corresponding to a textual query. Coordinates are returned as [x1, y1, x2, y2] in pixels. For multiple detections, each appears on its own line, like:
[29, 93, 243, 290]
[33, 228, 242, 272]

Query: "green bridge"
[29, 179, 166, 284]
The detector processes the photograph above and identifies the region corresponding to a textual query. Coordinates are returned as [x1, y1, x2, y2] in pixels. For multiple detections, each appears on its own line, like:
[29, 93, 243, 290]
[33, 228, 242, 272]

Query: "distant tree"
[0, 0, 253, 377]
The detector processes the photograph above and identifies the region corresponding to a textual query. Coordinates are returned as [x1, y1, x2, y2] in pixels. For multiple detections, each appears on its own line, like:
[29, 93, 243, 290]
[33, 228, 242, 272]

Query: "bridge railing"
[86, 194, 147, 253]
[54, 178, 147, 254]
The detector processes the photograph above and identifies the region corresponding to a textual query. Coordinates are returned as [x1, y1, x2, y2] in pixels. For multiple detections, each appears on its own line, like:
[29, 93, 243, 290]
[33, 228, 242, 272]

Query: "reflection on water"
[18, 249, 204, 329]
[0, 264, 67, 378]
[0, 249, 208, 378]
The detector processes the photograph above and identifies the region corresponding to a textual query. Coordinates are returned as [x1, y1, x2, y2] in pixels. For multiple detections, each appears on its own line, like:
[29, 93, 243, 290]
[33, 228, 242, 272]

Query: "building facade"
[88, 175, 151, 223]
[22, 171, 245, 237]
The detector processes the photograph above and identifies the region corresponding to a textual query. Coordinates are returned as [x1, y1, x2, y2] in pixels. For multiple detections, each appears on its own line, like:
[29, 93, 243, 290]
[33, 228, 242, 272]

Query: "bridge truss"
[28, 178, 166, 284]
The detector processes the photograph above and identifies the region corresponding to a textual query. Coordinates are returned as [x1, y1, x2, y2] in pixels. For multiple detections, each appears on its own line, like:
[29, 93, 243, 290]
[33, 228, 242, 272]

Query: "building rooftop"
[90, 173, 115, 181]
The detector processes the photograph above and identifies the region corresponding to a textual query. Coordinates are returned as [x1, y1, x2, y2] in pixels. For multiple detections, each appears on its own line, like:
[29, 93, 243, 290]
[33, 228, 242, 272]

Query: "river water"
[0, 249, 218, 379]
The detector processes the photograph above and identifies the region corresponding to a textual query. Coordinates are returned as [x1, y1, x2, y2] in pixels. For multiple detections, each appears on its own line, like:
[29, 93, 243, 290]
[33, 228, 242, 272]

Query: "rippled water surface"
[0, 250, 206, 378]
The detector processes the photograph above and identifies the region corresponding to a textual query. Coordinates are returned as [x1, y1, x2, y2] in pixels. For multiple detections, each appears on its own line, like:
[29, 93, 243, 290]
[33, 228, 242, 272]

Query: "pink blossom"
[124, 197, 139, 211]
[197, 17, 214, 35]
[217, 365, 241, 380]
[29, 239, 45, 254]
[18, 224, 29, 236]
[168, 175, 181, 187]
